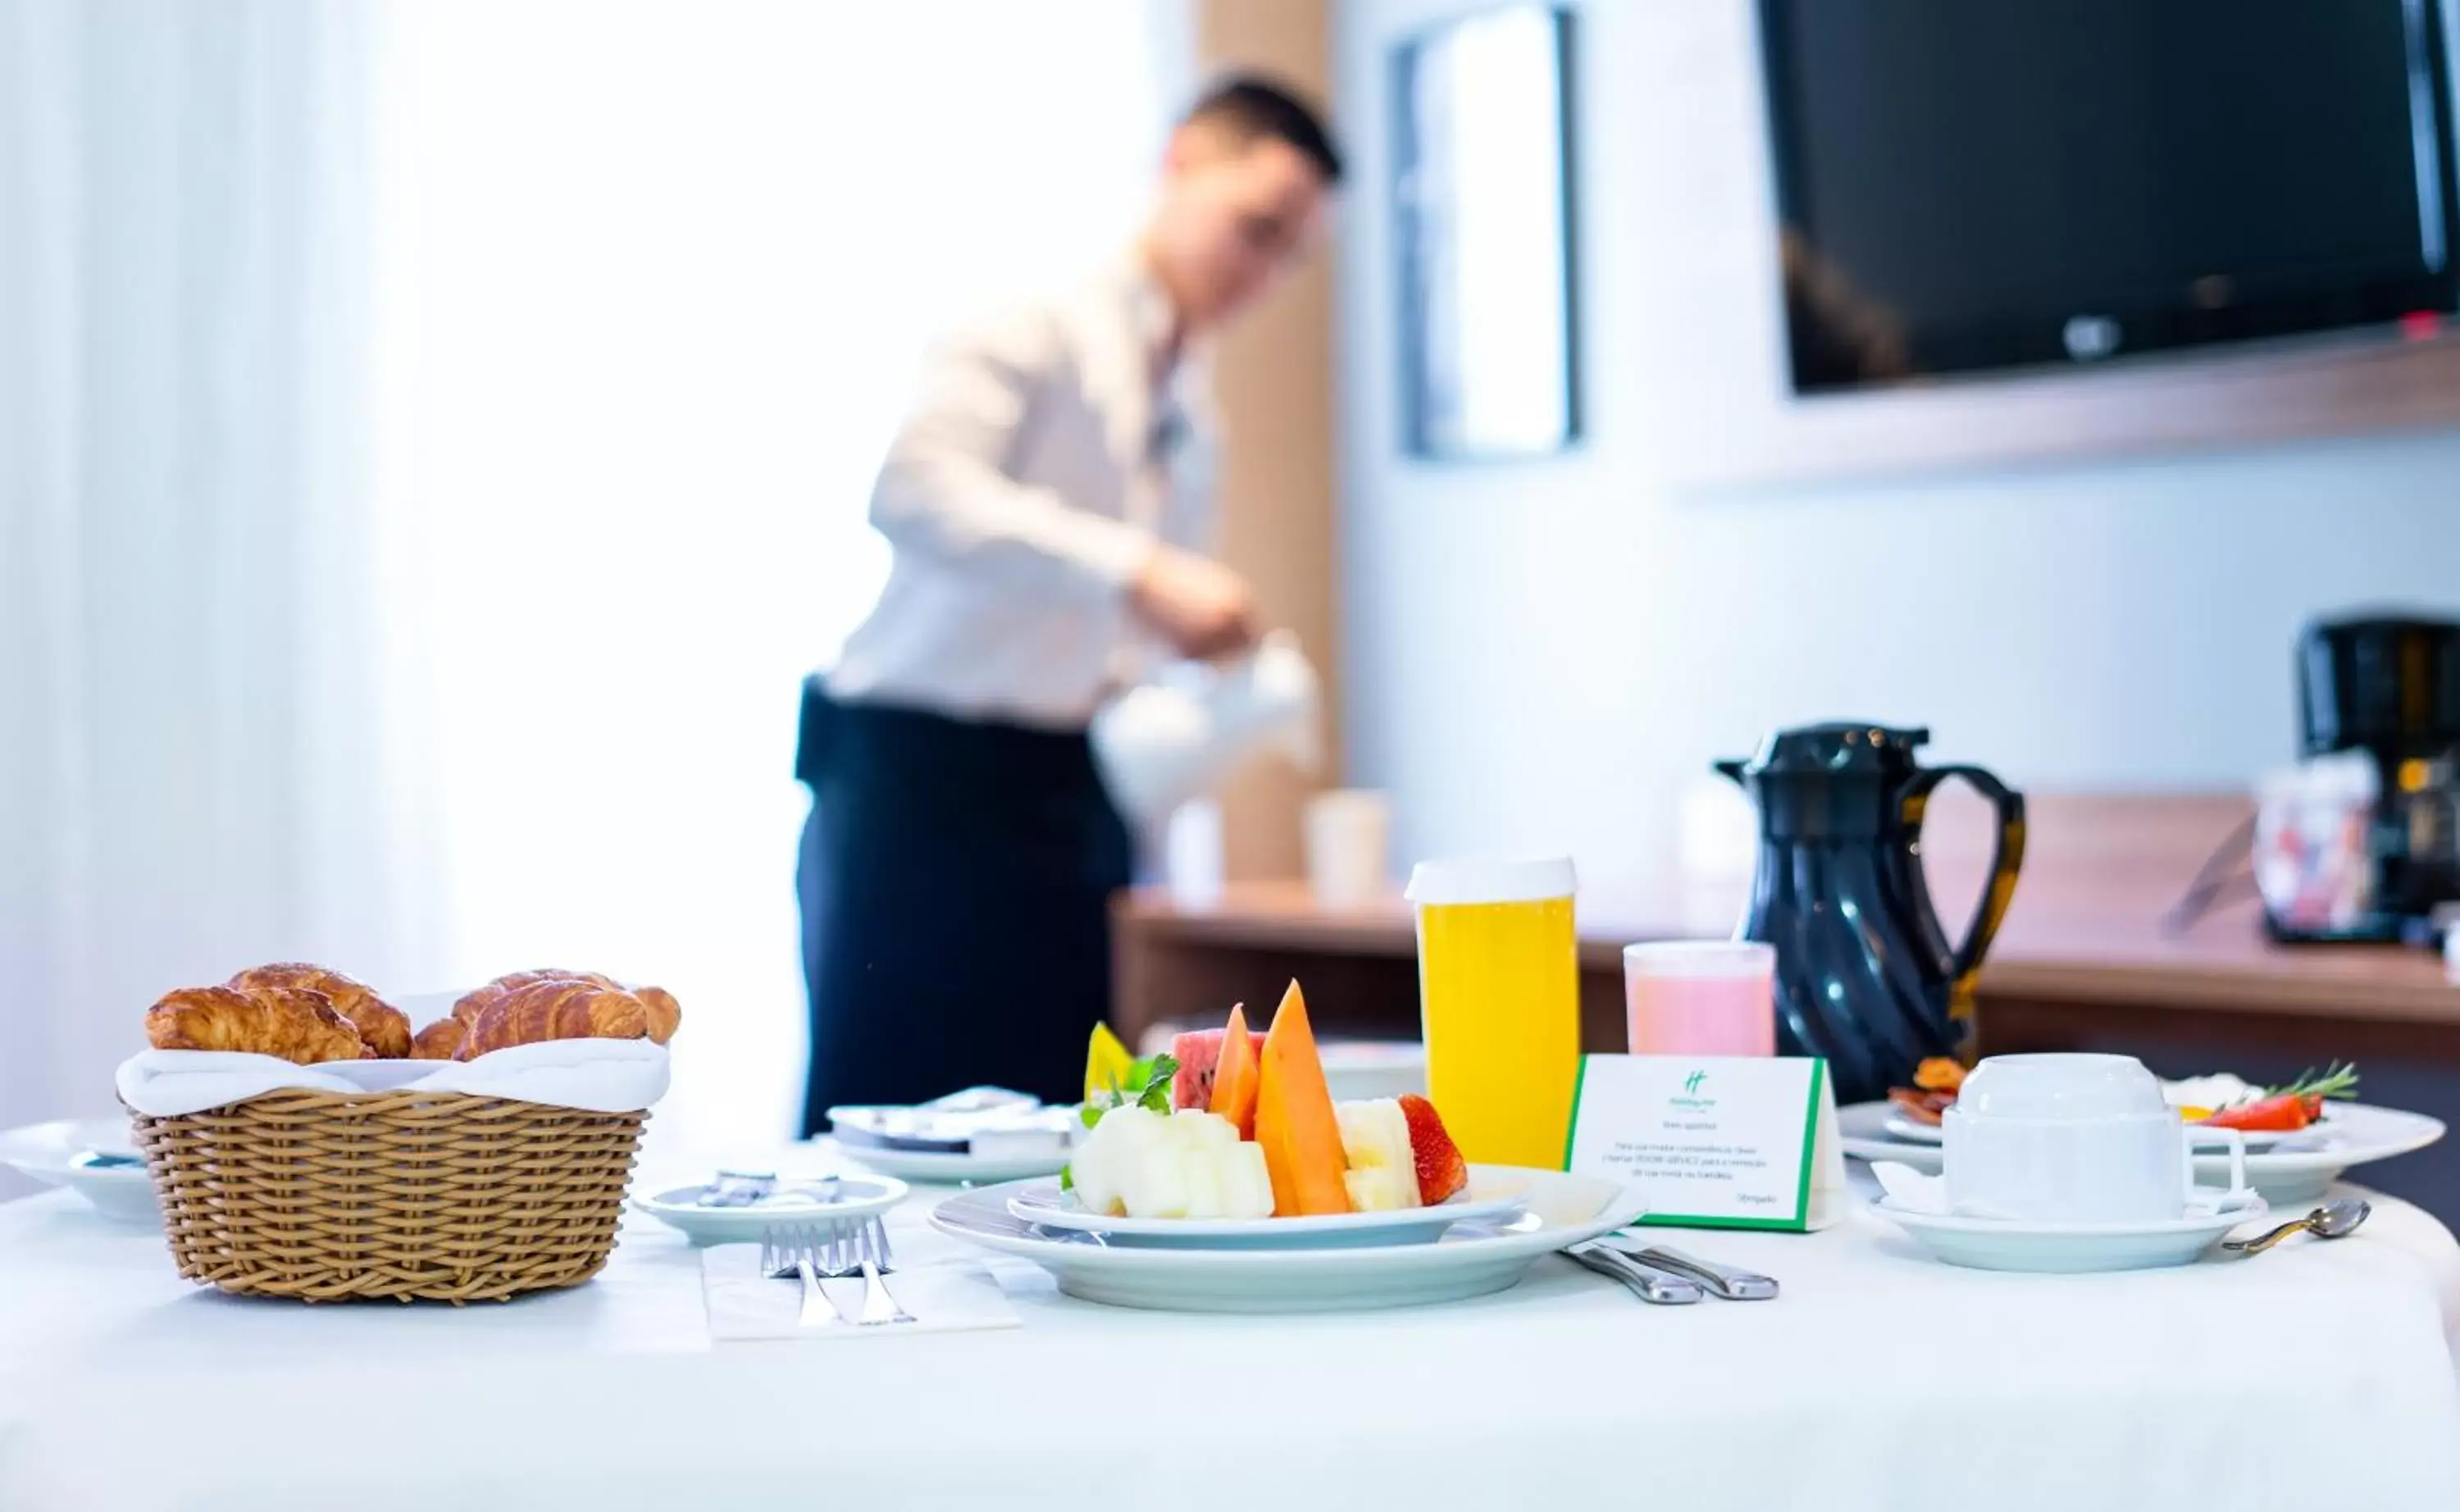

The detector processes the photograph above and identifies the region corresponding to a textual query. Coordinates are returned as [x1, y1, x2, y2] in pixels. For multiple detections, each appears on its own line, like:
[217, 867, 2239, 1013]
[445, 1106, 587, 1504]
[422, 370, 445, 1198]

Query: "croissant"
[448, 969, 622, 1029]
[636, 986, 681, 1045]
[147, 984, 367, 1066]
[229, 962, 412, 1059]
[461, 978, 651, 1058]
[408, 1017, 468, 1060]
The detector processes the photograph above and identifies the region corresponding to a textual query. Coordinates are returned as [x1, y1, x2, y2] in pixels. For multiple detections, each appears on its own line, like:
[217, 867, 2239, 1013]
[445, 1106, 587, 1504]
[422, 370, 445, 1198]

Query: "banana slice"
[1335, 1099, 1421, 1209]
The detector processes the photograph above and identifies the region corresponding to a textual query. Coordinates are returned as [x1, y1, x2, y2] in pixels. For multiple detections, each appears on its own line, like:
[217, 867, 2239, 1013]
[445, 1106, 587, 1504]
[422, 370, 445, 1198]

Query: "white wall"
[1334, 0, 2460, 892]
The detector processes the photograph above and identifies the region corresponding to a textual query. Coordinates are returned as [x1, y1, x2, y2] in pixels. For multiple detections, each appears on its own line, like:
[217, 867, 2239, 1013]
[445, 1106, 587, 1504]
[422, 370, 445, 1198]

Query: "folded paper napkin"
[699, 1243, 1023, 1341]
[115, 1037, 671, 1118]
[1870, 1160, 2001, 1217]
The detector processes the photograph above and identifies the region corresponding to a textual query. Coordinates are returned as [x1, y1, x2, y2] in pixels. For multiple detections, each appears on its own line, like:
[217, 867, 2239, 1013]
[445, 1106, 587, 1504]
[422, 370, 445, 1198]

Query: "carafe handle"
[1898, 765, 2028, 982]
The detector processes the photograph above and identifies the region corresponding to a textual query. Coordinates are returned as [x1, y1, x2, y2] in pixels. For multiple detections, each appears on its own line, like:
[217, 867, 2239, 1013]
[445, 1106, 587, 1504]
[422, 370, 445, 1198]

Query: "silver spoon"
[2221, 1198, 2371, 1255]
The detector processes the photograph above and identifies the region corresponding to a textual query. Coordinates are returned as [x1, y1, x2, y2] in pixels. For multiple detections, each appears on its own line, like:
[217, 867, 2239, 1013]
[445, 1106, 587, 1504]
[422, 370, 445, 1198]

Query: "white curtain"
[364, 0, 1180, 1148]
[0, 0, 424, 1145]
[1, 0, 1181, 1153]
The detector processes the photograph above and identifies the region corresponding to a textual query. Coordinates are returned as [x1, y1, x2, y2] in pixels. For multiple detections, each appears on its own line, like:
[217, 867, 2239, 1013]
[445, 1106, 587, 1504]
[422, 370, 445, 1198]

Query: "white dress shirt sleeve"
[868, 312, 1154, 613]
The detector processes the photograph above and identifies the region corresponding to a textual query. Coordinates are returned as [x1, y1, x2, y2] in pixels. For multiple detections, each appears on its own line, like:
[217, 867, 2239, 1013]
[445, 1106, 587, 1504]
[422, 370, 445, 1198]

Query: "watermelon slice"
[1399, 1094, 1467, 1205]
[1170, 1017, 1269, 1109]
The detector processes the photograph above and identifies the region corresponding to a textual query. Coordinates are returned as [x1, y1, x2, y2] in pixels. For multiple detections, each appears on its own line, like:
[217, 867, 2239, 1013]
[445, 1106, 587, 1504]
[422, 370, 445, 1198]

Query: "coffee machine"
[2288, 613, 2460, 939]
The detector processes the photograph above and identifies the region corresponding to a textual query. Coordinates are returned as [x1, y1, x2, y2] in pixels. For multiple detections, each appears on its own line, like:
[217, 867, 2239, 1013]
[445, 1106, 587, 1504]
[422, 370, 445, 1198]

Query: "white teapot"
[1090, 630, 1320, 827]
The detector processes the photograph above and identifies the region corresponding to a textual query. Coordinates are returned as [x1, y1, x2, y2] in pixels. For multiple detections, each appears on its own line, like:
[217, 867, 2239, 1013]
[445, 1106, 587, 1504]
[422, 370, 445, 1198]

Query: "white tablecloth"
[4, 1153, 2458, 1512]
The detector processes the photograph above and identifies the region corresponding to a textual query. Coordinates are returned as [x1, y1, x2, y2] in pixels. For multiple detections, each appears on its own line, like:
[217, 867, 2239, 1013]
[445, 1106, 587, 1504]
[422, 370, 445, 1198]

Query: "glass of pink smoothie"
[1623, 940, 1778, 1057]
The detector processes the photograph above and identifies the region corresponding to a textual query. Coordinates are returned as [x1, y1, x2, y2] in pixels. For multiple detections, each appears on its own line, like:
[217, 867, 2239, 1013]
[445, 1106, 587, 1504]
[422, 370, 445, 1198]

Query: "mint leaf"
[1136, 1054, 1181, 1113]
[1059, 1164, 1074, 1191]
[1081, 1052, 1183, 1122]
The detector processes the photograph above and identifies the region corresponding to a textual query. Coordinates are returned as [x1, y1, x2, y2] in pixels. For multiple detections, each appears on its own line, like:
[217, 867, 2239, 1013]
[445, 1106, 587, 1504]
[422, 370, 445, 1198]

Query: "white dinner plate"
[1874, 1195, 2266, 1273]
[1841, 1101, 1944, 1173]
[2187, 1102, 2444, 1204]
[1884, 1111, 2326, 1150]
[0, 1118, 158, 1225]
[1842, 1100, 2444, 1206]
[1005, 1183, 1527, 1249]
[631, 1175, 909, 1246]
[933, 1165, 1647, 1312]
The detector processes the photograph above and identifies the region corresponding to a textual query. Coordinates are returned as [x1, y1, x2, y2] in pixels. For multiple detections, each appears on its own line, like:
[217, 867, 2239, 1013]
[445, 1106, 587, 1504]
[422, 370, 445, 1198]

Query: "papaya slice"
[1252, 981, 1351, 1216]
[1207, 1003, 1263, 1139]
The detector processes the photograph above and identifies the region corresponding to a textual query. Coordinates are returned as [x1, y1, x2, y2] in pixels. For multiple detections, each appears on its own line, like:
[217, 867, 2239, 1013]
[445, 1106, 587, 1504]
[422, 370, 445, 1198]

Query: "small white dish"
[1005, 1184, 1528, 1250]
[631, 1174, 908, 1246]
[0, 1118, 158, 1225]
[1875, 1194, 2266, 1273]
[824, 1096, 1078, 1185]
[933, 1165, 1647, 1312]
[832, 1143, 1073, 1185]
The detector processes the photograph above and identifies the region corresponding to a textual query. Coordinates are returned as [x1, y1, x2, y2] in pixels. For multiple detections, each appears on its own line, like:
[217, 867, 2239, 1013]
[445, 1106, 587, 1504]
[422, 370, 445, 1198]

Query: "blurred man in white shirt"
[797, 77, 1340, 1127]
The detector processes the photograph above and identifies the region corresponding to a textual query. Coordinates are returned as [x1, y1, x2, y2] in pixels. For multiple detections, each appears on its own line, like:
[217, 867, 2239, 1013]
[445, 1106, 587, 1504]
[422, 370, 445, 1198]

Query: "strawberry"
[1398, 1094, 1468, 1205]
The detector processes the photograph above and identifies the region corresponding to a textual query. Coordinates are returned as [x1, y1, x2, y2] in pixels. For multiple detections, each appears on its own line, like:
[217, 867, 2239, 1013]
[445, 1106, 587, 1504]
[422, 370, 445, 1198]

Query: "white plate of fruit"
[1020, 986, 1524, 1250]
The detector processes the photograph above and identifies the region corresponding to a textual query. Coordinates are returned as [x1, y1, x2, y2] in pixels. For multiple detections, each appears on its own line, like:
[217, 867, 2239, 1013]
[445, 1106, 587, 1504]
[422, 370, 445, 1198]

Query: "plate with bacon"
[1845, 1057, 2443, 1204]
[1884, 1059, 2359, 1150]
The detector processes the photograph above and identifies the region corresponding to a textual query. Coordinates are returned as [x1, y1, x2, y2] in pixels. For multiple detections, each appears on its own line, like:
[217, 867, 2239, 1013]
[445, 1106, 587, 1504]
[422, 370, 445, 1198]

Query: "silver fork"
[763, 1224, 845, 1328]
[851, 1216, 917, 1326]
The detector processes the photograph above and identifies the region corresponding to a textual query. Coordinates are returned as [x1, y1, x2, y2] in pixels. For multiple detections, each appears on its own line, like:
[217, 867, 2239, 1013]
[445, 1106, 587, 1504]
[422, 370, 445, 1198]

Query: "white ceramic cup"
[1164, 799, 1225, 909]
[1943, 1054, 2253, 1224]
[1305, 790, 1392, 907]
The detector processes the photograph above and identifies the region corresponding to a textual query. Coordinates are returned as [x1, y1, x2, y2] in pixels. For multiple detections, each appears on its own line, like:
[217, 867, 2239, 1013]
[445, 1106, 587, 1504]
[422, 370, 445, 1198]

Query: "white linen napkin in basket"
[700, 1243, 1022, 1342]
[115, 1037, 671, 1117]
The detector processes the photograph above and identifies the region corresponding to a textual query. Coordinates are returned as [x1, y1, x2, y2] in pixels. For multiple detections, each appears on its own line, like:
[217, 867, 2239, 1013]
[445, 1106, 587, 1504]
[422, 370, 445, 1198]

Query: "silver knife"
[1610, 1238, 1779, 1300]
[1567, 1242, 1702, 1305]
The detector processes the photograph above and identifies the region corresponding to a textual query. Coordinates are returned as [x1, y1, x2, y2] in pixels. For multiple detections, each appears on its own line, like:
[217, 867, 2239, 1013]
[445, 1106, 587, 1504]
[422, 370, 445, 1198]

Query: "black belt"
[797, 677, 1100, 798]
[795, 673, 835, 789]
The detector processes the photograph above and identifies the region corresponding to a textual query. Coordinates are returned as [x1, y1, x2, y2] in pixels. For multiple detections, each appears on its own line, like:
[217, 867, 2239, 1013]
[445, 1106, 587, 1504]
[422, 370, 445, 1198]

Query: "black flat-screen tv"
[1759, 0, 2460, 394]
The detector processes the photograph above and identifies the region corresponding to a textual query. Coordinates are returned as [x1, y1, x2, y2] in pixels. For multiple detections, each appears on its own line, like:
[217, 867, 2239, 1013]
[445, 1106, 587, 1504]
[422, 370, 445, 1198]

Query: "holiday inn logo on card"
[1670, 1068, 1715, 1110]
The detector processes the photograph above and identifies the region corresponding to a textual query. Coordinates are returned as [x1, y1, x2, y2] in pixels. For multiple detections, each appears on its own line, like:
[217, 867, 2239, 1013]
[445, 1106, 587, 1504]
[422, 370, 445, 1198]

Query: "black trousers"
[795, 677, 1131, 1135]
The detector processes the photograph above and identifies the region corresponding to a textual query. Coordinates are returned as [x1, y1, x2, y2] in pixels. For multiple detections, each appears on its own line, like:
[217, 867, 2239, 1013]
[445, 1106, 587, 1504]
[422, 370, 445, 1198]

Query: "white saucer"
[934, 1166, 1647, 1312]
[1006, 1184, 1528, 1250]
[0, 1118, 158, 1225]
[1875, 1195, 2266, 1273]
[631, 1174, 908, 1246]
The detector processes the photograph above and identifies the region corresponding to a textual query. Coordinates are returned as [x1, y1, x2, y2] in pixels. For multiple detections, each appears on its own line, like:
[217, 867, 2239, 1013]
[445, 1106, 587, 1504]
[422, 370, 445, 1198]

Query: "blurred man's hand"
[1129, 545, 1260, 661]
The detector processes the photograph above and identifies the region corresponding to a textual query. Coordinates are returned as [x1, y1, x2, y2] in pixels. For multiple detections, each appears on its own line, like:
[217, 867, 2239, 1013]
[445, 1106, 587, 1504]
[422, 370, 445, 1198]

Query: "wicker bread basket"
[129, 1086, 647, 1304]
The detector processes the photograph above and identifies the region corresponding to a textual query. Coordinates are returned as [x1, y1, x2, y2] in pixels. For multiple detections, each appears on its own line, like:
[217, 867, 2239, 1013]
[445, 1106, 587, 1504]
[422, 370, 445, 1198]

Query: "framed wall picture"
[1393, 5, 1580, 460]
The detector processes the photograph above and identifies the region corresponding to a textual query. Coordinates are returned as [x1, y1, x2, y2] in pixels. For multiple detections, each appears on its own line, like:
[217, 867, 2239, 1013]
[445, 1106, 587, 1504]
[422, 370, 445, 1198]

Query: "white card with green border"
[1564, 1054, 1845, 1232]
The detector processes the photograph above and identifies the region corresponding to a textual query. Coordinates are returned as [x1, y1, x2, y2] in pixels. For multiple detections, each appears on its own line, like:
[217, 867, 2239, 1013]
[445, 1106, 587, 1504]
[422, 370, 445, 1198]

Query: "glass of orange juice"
[1405, 856, 1581, 1169]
